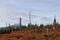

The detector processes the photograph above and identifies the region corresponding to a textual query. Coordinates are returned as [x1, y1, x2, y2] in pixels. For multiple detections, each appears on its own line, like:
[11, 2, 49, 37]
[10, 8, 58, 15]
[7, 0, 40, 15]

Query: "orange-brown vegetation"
[0, 28, 60, 40]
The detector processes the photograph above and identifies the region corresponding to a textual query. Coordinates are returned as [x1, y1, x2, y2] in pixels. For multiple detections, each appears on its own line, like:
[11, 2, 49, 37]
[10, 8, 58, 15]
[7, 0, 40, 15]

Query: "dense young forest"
[0, 23, 60, 34]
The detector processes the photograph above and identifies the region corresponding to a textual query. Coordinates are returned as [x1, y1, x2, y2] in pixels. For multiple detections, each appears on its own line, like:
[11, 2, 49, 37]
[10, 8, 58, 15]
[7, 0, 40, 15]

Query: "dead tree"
[45, 28, 49, 40]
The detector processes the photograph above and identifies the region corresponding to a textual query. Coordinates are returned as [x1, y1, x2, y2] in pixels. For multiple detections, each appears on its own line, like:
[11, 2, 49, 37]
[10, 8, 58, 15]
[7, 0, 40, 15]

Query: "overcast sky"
[0, 0, 60, 27]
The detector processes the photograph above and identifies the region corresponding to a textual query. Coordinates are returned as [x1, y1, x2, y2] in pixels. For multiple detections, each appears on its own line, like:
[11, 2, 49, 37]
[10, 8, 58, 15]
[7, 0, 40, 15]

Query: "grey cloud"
[41, 17, 51, 21]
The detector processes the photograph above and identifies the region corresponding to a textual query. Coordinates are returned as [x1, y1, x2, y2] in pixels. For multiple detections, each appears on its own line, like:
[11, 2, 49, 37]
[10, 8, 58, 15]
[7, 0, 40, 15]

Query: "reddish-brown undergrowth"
[0, 29, 60, 40]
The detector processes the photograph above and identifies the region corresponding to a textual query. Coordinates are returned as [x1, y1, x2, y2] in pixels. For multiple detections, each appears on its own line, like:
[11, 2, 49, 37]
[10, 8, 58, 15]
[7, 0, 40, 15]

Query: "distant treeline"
[0, 23, 60, 34]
